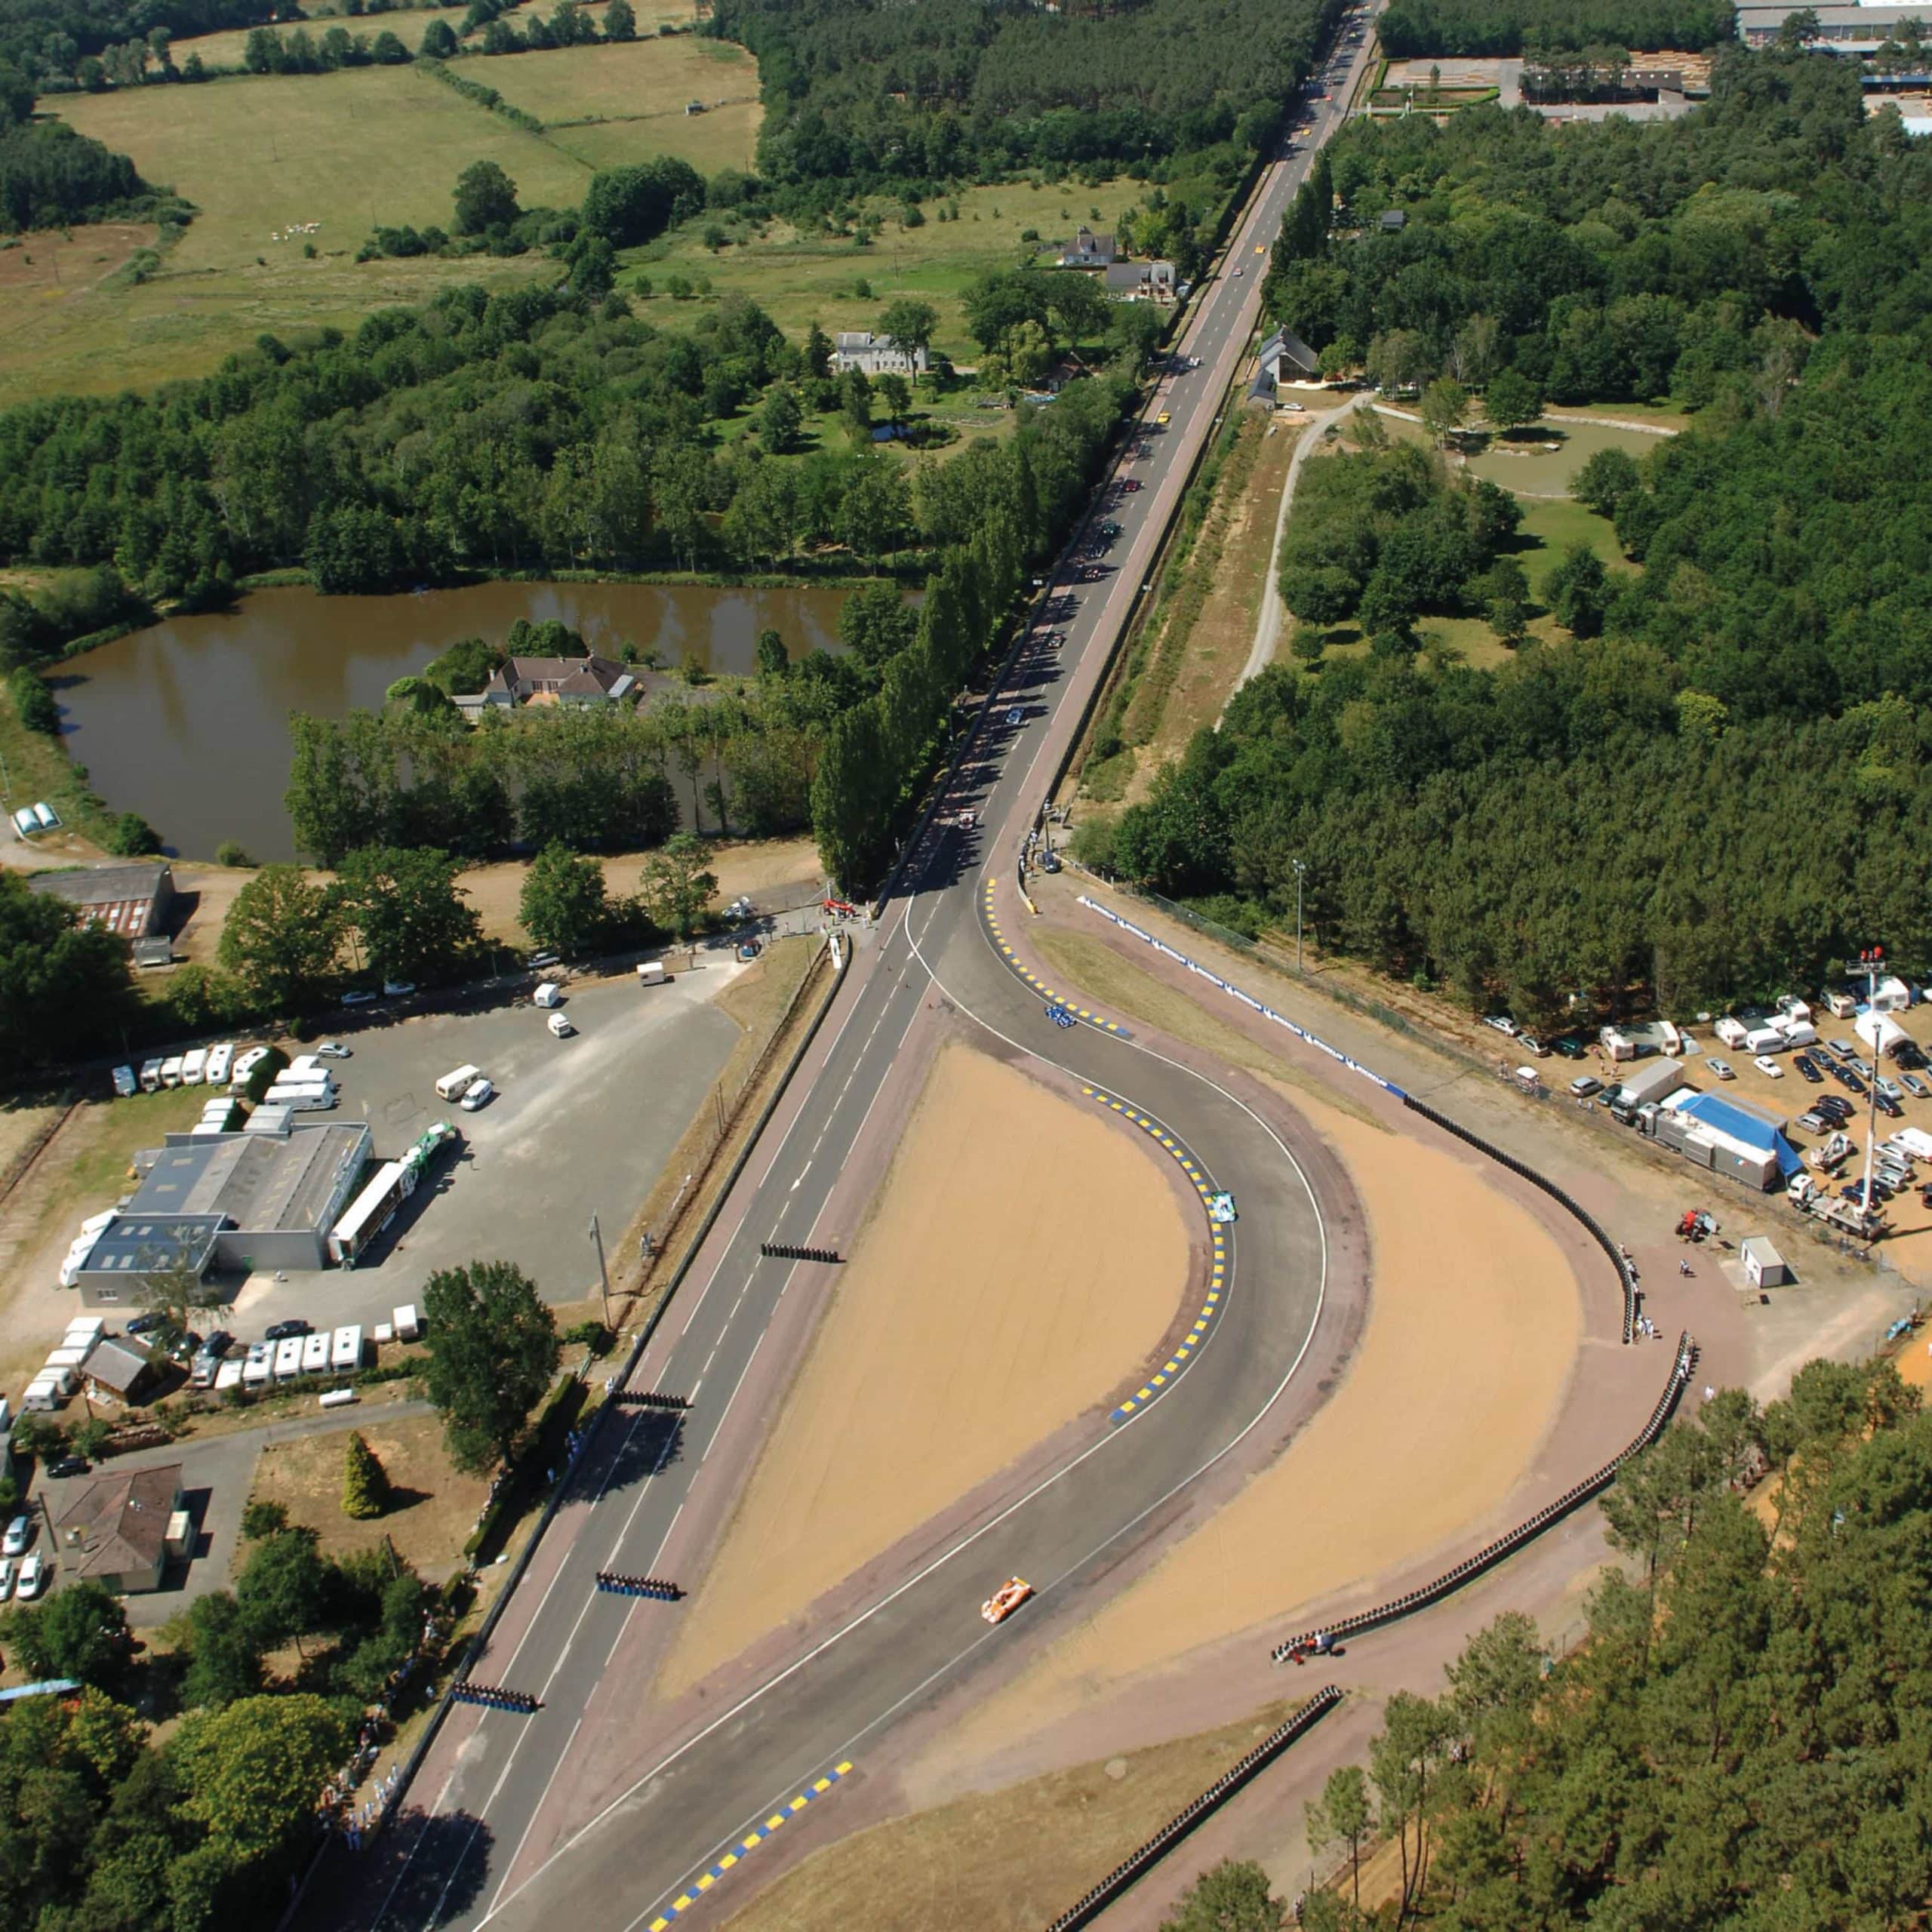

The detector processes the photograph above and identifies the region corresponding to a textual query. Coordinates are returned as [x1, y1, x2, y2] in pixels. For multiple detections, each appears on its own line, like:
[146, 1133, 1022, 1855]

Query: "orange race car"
[981, 1577, 1034, 1625]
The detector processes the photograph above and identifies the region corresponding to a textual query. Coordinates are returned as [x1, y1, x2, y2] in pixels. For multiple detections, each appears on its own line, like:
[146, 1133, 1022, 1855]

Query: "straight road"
[361, 19, 1384, 1929]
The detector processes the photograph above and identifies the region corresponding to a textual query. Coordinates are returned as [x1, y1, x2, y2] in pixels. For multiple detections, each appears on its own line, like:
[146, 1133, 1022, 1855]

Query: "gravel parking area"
[223, 961, 743, 1338]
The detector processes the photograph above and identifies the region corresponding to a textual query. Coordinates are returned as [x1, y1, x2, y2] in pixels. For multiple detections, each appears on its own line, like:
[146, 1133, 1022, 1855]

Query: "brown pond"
[55, 580, 852, 861]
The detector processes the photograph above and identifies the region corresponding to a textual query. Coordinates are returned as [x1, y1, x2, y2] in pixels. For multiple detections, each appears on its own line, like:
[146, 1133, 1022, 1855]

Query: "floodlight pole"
[1293, 858, 1308, 973]
[588, 1214, 611, 1327]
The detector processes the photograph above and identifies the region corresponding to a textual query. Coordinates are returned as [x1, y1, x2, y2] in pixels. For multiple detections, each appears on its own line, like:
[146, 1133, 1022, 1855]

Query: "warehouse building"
[76, 1120, 371, 1304]
[27, 863, 177, 943]
[1737, 2, 1932, 50]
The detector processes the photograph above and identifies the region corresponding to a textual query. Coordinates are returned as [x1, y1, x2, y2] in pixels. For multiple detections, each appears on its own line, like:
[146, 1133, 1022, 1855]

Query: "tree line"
[1168, 1352, 1932, 1930]
[1090, 51, 1932, 1023]
[1377, 0, 1736, 58]
[711, 0, 1320, 198]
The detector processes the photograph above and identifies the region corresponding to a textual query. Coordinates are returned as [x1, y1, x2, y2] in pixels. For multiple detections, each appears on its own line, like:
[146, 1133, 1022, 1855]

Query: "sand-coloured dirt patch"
[929, 1083, 1583, 1773]
[660, 1043, 1192, 1694]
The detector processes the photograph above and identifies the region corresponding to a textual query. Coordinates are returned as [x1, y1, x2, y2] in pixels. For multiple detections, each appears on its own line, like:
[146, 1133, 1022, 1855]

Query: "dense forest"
[1377, 0, 1735, 58]
[1095, 54, 1932, 1020]
[710, 0, 1325, 193]
[1206, 1353, 1932, 1931]
[0, 57, 176, 232]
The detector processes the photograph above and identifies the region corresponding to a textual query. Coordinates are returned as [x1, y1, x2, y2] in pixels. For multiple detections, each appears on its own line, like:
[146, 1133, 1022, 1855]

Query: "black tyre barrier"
[1402, 1095, 1640, 1343]
[1040, 1687, 1343, 1932]
[760, 1241, 841, 1263]
[452, 1682, 540, 1712]
[611, 1389, 690, 1411]
[594, 1571, 684, 1601]
[1269, 1334, 1696, 1666]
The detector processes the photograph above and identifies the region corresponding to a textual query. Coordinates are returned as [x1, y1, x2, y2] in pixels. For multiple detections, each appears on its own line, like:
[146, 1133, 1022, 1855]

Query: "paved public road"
[365, 20, 1383, 1930]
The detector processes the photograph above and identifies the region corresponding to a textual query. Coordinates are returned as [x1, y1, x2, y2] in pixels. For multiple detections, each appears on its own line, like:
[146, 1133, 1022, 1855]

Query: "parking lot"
[222, 959, 744, 1337]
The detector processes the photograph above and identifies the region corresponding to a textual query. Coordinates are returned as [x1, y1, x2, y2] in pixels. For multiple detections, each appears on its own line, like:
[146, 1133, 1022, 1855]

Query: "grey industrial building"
[76, 1120, 372, 1304]
[1736, 2, 1932, 49]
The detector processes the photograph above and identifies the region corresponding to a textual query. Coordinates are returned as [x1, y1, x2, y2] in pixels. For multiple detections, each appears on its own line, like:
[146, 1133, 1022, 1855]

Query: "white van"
[533, 981, 564, 1008]
[435, 1064, 483, 1103]
[161, 1055, 185, 1088]
[547, 1011, 575, 1038]
[637, 961, 666, 986]
[205, 1042, 235, 1085]
[180, 1048, 207, 1087]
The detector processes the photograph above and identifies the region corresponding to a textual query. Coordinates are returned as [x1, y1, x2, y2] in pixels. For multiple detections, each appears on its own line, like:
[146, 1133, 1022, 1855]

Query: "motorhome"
[180, 1048, 207, 1087]
[435, 1065, 482, 1103]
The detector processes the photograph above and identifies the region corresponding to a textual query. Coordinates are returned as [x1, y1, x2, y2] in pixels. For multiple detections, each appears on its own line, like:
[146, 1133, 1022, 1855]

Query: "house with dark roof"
[831, 331, 928, 379]
[473, 654, 638, 712]
[1247, 327, 1324, 406]
[1103, 260, 1177, 302]
[57, 1463, 183, 1592]
[27, 864, 176, 944]
[1058, 226, 1117, 268]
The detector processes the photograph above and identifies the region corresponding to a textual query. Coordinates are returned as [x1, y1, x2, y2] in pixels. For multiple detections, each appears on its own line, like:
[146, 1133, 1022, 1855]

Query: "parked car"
[1706, 1057, 1735, 1081]
[263, 1318, 312, 1342]
[1849, 1055, 1875, 1077]
[1483, 1016, 1518, 1036]
[15, 1553, 45, 1599]
[1844, 1072, 1869, 1095]
[1550, 1036, 1586, 1060]
[125, 1311, 168, 1336]
[1815, 1097, 1853, 1122]
[1518, 1034, 1546, 1057]
[1569, 1075, 1603, 1098]
[1879, 1093, 1904, 1118]
[1753, 1056, 1786, 1078]
[1878, 1077, 1905, 1100]
[1794, 1055, 1822, 1083]
[2, 1515, 32, 1558]
[1905, 1074, 1928, 1099]
[343, 989, 379, 1006]
[1796, 1112, 1829, 1136]
[382, 979, 416, 998]
[459, 1078, 494, 1112]
[0, 1560, 15, 1604]
[315, 1041, 352, 1060]
[45, 1456, 89, 1479]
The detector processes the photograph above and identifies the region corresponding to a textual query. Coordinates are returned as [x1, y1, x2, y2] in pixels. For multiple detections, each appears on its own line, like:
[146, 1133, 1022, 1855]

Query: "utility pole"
[587, 1214, 611, 1327]
[1293, 857, 1307, 972]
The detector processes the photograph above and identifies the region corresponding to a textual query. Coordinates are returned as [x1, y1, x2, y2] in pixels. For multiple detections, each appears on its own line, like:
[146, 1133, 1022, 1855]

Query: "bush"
[341, 1431, 391, 1519]
[214, 841, 257, 869]
[7, 667, 57, 734]
[240, 1499, 288, 1540]
[106, 811, 162, 857]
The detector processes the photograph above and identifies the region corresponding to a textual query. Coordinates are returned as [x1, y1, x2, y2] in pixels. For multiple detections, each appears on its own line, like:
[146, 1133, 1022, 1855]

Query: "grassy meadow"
[8, 37, 760, 405]
[624, 176, 1160, 365]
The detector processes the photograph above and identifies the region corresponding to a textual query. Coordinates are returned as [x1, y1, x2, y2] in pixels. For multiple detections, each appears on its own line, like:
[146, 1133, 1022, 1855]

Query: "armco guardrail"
[1075, 896, 1641, 1342]
[1268, 1332, 1695, 1666]
[1401, 1095, 1639, 1344]
[1040, 1686, 1343, 1932]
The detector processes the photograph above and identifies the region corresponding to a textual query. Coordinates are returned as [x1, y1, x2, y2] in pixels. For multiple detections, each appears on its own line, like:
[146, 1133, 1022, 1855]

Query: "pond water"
[56, 579, 852, 862]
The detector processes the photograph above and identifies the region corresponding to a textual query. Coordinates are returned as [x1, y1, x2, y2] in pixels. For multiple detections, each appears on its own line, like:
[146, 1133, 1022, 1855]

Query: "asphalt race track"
[362, 25, 1383, 1930]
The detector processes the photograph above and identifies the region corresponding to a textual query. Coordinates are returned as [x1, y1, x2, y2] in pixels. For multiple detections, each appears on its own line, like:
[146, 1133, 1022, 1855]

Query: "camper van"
[637, 960, 666, 986]
[140, 1058, 165, 1092]
[272, 1336, 305, 1382]
[533, 982, 564, 1008]
[331, 1325, 363, 1373]
[180, 1048, 208, 1087]
[263, 1083, 337, 1112]
[161, 1055, 185, 1088]
[205, 1042, 235, 1085]
[435, 1065, 483, 1103]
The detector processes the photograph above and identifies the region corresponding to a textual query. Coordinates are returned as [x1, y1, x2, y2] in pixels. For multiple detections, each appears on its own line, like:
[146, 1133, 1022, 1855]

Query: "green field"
[1466, 418, 1669, 497]
[625, 177, 1161, 365]
[4, 43, 762, 405]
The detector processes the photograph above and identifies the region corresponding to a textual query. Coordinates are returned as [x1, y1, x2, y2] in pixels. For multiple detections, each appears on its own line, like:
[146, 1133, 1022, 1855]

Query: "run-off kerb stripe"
[1082, 1086, 1229, 1422]
[1075, 895, 1642, 1343]
[647, 1763, 854, 1930]
[983, 882, 1129, 1035]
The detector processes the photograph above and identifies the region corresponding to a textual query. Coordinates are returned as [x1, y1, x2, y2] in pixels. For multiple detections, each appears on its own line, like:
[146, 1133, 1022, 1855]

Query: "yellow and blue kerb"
[1083, 1087, 1228, 1423]
[981, 881, 1128, 1035]
[647, 1763, 854, 1930]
